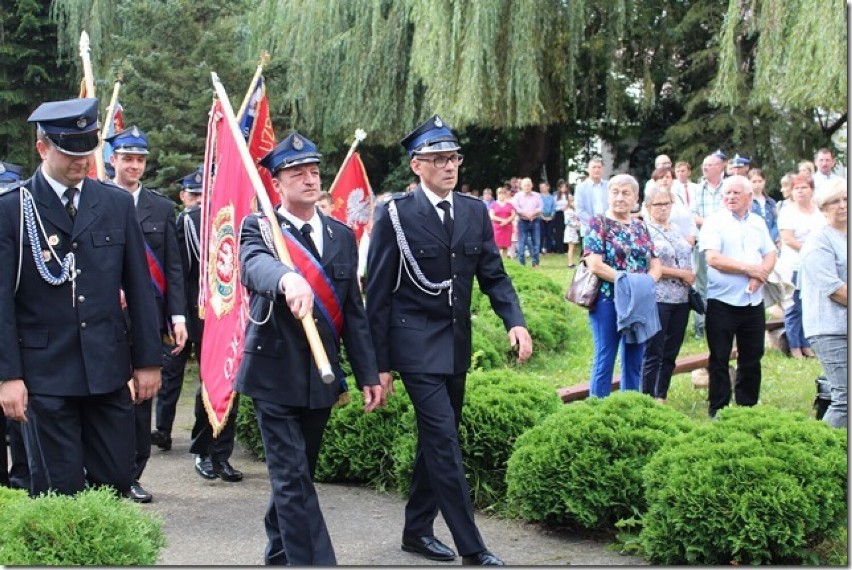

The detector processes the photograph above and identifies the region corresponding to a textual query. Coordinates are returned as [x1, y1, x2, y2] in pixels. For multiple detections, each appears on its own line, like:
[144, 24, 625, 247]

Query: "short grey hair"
[608, 173, 639, 196]
[816, 179, 847, 209]
[643, 184, 673, 206]
[721, 174, 753, 195]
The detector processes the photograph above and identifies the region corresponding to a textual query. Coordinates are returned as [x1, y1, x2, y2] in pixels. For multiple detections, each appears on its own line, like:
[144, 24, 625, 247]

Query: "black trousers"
[155, 340, 197, 435]
[189, 385, 238, 462]
[22, 388, 135, 495]
[5, 419, 29, 489]
[642, 302, 690, 399]
[0, 418, 7, 487]
[706, 299, 765, 417]
[253, 398, 334, 566]
[401, 372, 485, 557]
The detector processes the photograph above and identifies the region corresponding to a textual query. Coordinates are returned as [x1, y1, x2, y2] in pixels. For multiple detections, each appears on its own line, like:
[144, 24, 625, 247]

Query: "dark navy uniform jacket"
[176, 205, 202, 342]
[234, 211, 379, 409]
[135, 187, 185, 333]
[0, 169, 162, 396]
[366, 187, 526, 375]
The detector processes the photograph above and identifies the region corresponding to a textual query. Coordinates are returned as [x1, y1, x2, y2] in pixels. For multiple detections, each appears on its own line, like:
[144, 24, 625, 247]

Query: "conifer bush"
[315, 378, 415, 490]
[505, 391, 694, 529]
[393, 370, 562, 509]
[0, 487, 165, 565]
[639, 406, 848, 565]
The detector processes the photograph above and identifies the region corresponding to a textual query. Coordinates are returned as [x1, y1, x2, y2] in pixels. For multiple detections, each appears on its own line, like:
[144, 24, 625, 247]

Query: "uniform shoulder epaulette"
[455, 192, 481, 202]
[146, 187, 171, 200]
[390, 191, 411, 201]
[0, 181, 25, 196]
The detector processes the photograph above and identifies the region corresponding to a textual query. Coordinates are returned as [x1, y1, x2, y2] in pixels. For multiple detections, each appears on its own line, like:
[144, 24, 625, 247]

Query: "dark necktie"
[300, 223, 321, 260]
[436, 200, 453, 238]
[64, 187, 78, 221]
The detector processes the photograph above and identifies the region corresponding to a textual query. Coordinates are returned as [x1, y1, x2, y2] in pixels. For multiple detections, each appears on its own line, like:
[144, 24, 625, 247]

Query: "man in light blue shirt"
[574, 157, 609, 238]
[699, 175, 776, 418]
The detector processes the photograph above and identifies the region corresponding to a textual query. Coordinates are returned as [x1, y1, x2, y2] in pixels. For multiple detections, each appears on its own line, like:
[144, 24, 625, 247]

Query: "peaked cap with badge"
[729, 154, 750, 167]
[179, 166, 205, 193]
[28, 98, 100, 156]
[711, 149, 728, 161]
[104, 125, 149, 155]
[259, 131, 321, 175]
[400, 114, 461, 157]
[0, 162, 24, 190]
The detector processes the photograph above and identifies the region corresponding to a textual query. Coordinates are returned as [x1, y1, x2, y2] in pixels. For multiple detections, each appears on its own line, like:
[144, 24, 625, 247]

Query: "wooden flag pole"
[100, 81, 122, 143]
[326, 129, 367, 197]
[78, 31, 106, 180]
[210, 71, 335, 384]
[236, 51, 270, 121]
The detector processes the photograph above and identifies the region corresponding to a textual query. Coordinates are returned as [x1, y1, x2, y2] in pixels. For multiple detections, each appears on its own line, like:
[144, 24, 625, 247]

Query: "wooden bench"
[557, 349, 738, 404]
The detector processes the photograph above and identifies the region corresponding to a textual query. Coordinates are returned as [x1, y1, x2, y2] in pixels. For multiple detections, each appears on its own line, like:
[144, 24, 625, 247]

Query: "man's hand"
[0, 379, 28, 422]
[280, 272, 314, 319]
[170, 322, 188, 355]
[508, 326, 533, 364]
[746, 277, 762, 294]
[362, 384, 384, 413]
[378, 372, 394, 406]
[744, 264, 769, 283]
[132, 367, 161, 403]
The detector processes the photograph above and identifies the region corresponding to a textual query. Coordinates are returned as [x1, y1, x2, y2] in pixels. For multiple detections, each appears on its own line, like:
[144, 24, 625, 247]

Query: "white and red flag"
[329, 151, 373, 242]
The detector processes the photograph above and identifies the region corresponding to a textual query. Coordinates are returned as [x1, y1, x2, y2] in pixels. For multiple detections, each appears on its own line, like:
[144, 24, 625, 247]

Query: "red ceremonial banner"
[329, 152, 373, 242]
[198, 99, 254, 435]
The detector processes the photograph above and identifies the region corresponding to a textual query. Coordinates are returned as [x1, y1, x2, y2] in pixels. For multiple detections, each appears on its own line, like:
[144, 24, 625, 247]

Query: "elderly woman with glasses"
[800, 180, 847, 428]
[640, 185, 695, 402]
[584, 174, 662, 398]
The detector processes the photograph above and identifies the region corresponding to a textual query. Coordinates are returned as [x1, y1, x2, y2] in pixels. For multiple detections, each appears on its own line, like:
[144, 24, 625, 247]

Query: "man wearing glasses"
[366, 115, 533, 566]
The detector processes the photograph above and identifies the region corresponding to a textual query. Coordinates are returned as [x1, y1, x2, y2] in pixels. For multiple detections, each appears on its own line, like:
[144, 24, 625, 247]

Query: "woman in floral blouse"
[641, 186, 695, 402]
[585, 174, 661, 398]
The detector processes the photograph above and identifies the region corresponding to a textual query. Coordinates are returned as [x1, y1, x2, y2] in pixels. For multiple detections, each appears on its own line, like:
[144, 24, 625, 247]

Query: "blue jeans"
[784, 272, 811, 350]
[809, 335, 847, 429]
[516, 218, 541, 266]
[588, 295, 646, 397]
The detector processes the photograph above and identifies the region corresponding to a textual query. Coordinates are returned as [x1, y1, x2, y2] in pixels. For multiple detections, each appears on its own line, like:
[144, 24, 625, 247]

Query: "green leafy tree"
[0, 0, 75, 172]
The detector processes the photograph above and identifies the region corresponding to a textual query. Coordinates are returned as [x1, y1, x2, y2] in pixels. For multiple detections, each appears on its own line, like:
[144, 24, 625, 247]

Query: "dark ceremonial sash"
[145, 241, 167, 299]
[281, 228, 344, 341]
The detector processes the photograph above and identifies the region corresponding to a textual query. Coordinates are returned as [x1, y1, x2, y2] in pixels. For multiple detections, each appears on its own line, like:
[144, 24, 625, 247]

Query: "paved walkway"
[142, 386, 645, 565]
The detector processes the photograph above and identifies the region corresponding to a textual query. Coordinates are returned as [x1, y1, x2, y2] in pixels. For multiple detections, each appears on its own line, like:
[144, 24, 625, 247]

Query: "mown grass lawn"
[508, 252, 825, 422]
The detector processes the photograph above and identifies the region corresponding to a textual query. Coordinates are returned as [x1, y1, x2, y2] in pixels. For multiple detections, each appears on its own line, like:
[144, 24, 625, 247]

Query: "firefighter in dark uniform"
[0, 161, 25, 489]
[366, 115, 533, 566]
[152, 167, 244, 482]
[106, 126, 187, 503]
[235, 132, 383, 565]
[0, 98, 162, 497]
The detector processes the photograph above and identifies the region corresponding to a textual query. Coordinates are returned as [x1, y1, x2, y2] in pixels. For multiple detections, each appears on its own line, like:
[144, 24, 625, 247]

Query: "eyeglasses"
[416, 154, 464, 168]
[650, 202, 672, 207]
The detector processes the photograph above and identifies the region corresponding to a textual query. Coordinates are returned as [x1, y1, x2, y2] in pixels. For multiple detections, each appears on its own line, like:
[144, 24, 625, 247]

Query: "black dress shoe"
[401, 534, 456, 561]
[151, 430, 172, 451]
[194, 454, 218, 480]
[213, 460, 243, 482]
[126, 482, 153, 503]
[462, 551, 505, 566]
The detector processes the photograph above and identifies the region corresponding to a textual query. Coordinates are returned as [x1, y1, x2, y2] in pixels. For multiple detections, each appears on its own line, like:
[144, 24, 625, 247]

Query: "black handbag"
[687, 287, 706, 314]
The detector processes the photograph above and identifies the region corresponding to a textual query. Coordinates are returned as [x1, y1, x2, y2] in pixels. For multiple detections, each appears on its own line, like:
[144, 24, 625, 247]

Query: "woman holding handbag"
[641, 185, 695, 402]
[584, 174, 662, 398]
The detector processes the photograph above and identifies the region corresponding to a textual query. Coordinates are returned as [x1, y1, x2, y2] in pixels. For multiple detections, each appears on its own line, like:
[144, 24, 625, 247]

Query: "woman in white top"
[777, 174, 827, 358]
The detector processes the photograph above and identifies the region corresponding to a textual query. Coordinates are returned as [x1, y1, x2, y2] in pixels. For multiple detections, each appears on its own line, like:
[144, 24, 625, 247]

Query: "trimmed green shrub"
[505, 391, 694, 529]
[316, 378, 415, 490]
[639, 406, 848, 565]
[392, 369, 562, 509]
[236, 395, 266, 461]
[0, 487, 165, 565]
[470, 262, 571, 368]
